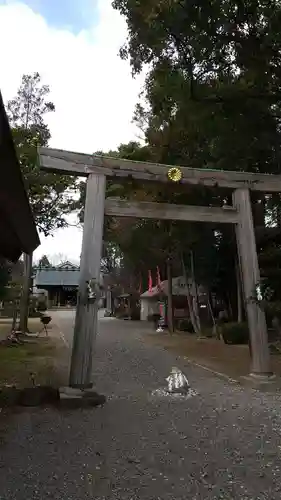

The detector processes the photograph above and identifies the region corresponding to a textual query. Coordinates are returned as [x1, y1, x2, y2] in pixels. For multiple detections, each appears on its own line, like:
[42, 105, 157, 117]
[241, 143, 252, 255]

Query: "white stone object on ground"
[166, 367, 189, 394]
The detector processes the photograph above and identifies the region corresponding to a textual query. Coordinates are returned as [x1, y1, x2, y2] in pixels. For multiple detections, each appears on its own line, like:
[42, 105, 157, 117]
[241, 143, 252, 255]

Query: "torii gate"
[39, 147, 281, 388]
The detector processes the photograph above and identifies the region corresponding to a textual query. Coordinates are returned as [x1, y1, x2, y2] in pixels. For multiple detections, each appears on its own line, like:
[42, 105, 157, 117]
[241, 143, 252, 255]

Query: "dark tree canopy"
[113, 0, 281, 174]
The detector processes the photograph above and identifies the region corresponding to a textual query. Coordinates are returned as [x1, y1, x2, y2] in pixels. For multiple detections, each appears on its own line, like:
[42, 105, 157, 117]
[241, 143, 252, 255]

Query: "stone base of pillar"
[69, 382, 93, 389]
[59, 387, 106, 409]
[241, 373, 279, 391]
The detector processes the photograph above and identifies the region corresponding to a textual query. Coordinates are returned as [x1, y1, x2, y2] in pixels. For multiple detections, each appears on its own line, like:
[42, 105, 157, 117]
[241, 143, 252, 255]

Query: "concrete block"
[240, 373, 281, 392]
[59, 387, 106, 409]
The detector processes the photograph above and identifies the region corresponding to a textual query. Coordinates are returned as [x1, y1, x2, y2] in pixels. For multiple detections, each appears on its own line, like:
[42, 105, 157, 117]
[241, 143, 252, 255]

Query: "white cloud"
[0, 0, 145, 262]
[0, 0, 145, 152]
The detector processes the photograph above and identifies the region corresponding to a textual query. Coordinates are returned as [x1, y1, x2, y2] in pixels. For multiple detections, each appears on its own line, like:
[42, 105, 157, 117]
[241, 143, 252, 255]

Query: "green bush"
[200, 326, 215, 338]
[220, 322, 249, 345]
[176, 319, 194, 333]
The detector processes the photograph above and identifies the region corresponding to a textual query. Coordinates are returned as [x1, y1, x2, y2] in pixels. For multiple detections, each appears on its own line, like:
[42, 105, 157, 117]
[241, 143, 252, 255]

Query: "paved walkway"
[1, 313, 281, 499]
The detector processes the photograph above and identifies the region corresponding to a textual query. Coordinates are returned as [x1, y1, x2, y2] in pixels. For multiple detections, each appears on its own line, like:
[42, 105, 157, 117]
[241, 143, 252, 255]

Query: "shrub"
[176, 319, 194, 333]
[220, 322, 249, 345]
[200, 327, 215, 338]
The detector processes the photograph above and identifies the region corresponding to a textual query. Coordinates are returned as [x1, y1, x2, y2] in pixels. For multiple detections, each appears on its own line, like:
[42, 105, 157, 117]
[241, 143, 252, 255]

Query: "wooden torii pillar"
[233, 189, 271, 377]
[69, 173, 106, 387]
[39, 147, 281, 387]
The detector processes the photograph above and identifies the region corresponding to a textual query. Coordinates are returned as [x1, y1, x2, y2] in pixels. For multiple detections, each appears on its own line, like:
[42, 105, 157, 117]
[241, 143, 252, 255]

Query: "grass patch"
[144, 332, 251, 379]
[0, 318, 43, 338]
[0, 337, 62, 387]
[144, 331, 281, 380]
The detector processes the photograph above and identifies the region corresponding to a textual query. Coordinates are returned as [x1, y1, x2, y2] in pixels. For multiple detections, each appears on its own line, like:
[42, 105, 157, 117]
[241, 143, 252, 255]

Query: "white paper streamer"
[166, 367, 189, 394]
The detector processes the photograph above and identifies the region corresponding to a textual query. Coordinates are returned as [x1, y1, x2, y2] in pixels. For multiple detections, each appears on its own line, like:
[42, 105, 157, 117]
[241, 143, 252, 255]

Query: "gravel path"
[1, 318, 281, 499]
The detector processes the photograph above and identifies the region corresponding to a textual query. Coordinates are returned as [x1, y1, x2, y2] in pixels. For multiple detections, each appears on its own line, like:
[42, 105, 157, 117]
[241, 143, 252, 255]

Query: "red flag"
[138, 274, 142, 294]
[148, 270, 153, 292]
[156, 266, 161, 288]
[157, 266, 164, 318]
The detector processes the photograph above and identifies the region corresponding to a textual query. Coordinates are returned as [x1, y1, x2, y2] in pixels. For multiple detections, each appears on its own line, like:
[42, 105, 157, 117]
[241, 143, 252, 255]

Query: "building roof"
[35, 264, 104, 288]
[35, 267, 80, 287]
[141, 276, 204, 298]
[57, 261, 79, 269]
[0, 91, 40, 262]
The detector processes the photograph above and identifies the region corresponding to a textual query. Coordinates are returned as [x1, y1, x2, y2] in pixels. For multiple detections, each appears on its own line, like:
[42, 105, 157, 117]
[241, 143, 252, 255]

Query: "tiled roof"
[35, 268, 80, 287]
[34, 266, 104, 288]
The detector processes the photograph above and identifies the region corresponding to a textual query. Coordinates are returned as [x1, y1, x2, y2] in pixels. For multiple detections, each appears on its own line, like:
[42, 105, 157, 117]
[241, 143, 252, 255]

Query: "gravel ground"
[1, 318, 281, 499]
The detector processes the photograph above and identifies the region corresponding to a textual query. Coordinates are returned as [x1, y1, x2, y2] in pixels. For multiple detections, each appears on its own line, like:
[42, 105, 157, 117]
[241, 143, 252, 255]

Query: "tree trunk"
[236, 261, 243, 323]
[190, 250, 201, 332]
[207, 292, 217, 335]
[180, 252, 201, 335]
[167, 257, 174, 334]
[11, 301, 18, 331]
[19, 252, 32, 332]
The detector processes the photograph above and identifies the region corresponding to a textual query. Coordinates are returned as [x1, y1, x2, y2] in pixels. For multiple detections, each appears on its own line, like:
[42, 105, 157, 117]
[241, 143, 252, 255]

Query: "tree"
[38, 255, 52, 268]
[110, 0, 281, 328]
[7, 73, 78, 331]
[113, 0, 281, 176]
[7, 73, 78, 235]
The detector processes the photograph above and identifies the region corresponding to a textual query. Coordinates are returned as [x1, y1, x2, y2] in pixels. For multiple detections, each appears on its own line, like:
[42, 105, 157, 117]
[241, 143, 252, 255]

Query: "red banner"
[148, 270, 153, 292]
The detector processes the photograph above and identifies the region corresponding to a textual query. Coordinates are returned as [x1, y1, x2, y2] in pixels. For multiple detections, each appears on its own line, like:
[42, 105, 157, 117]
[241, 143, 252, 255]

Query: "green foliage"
[7, 73, 78, 236]
[220, 322, 249, 345]
[113, 0, 281, 174]
[257, 242, 281, 321]
[176, 318, 194, 333]
[77, 141, 164, 277]
[76, 140, 234, 302]
[38, 255, 52, 268]
[79, 2, 281, 306]
[110, 0, 281, 312]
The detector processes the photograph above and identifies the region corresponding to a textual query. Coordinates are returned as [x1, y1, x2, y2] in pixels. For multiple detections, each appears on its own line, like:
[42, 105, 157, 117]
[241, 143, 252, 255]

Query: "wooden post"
[106, 287, 112, 314]
[233, 188, 272, 377]
[19, 252, 32, 332]
[190, 249, 201, 332]
[167, 257, 174, 333]
[69, 173, 106, 388]
[235, 261, 243, 323]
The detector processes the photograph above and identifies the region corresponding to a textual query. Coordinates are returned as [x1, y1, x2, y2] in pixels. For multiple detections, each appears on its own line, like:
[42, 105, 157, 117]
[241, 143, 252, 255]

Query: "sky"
[0, 0, 145, 264]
